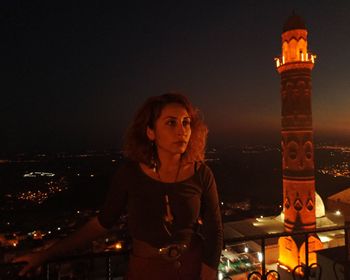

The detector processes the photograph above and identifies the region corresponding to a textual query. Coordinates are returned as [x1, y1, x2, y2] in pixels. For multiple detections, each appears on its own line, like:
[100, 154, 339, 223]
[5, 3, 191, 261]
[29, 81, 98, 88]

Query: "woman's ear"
[146, 126, 155, 141]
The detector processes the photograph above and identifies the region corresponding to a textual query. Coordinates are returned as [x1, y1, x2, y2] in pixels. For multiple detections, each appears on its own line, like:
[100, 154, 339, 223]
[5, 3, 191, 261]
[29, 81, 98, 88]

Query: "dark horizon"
[3, 2, 350, 154]
[2, 134, 350, 157]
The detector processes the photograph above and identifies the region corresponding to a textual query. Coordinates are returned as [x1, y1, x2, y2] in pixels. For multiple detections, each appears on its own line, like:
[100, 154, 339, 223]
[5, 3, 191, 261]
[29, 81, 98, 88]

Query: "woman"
[15, 93, 223, 280]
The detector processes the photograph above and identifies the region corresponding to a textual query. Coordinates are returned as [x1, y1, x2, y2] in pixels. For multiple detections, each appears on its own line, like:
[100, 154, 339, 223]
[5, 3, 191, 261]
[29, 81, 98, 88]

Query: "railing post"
[89, 256, 94, 280]
[261, 238, 266, 278]
[345, 218, 350, 280]
[106, 256, 112, 280]
[305, 233, 309, 280]
[44, 263, 49, 280]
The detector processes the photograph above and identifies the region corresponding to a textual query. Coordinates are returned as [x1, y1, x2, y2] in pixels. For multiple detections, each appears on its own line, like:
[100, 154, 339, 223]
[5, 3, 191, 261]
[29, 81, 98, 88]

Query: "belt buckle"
[158, 244, 187, 261]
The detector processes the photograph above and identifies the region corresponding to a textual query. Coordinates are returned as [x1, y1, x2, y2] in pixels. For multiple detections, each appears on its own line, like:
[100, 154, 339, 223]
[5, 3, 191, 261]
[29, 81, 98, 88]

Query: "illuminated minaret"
[275, 13, 322, 271]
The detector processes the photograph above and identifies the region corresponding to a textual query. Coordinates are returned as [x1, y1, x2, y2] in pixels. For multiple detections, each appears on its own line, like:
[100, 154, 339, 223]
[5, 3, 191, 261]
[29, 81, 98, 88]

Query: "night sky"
[3, 1, 350, 153]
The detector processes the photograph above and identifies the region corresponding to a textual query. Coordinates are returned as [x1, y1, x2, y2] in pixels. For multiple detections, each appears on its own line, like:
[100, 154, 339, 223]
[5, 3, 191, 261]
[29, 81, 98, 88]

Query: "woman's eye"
[166, 120, 177, 126]
[183, 120, 191, 126]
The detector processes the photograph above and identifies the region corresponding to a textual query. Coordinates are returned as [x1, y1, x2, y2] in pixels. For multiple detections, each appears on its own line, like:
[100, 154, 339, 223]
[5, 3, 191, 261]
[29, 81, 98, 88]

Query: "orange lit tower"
[275, 13, 322, 271]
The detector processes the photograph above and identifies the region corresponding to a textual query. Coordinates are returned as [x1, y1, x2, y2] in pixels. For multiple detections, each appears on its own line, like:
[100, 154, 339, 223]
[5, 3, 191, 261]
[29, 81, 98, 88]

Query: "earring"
[150, 141, 158, 173]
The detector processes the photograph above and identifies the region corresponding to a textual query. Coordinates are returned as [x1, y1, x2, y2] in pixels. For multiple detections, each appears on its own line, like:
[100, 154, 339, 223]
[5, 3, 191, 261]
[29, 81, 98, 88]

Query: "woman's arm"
[14, 216, 108, 276]
[200, 262, 218, 280]
[200, 164, 223, 279]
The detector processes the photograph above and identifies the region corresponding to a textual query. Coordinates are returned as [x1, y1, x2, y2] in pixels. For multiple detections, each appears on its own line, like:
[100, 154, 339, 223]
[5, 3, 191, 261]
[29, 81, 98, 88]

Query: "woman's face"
[147, 103, 191, 157]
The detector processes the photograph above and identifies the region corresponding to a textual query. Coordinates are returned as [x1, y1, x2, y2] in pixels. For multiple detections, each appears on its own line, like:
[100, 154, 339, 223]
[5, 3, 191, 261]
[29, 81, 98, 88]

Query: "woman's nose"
[176, 124, 186, 135]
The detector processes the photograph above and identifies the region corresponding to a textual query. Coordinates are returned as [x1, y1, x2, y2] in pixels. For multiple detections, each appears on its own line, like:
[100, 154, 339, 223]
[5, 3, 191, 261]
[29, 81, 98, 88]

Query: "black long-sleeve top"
[97, 161, 223, 269]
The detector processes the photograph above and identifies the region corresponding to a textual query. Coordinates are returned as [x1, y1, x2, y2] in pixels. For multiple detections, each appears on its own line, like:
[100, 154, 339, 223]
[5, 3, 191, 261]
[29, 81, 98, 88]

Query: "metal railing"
[223, 225, 349, 280]
[1, 225, 349, 279]
[0, 250, 129, 280]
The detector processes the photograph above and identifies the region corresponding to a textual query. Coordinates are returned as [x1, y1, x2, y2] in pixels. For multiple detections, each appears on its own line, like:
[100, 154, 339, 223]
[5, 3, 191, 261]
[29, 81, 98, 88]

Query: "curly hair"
[123, 93, 208, 166]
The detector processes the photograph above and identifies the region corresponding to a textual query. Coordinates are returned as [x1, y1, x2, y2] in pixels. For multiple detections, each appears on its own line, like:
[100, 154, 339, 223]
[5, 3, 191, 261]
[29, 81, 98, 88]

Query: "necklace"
[155, 160, 182, 183]
[155, 159, 182, 237]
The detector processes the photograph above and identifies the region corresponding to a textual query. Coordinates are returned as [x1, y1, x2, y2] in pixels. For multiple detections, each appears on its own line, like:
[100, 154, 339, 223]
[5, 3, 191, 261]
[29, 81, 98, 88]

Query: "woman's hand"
[13, 250, 48, 277]
[11, 217, 108, 277]
[200, 262, 218, 280]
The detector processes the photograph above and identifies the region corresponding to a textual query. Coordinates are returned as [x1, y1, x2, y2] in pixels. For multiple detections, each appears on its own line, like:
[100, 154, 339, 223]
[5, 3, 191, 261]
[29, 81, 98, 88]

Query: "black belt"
[132, 239, 188, 261]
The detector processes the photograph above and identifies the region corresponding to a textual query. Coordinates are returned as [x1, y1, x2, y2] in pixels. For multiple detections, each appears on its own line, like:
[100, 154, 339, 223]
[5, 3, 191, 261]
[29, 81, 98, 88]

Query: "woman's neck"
[157, 152, 181, 172]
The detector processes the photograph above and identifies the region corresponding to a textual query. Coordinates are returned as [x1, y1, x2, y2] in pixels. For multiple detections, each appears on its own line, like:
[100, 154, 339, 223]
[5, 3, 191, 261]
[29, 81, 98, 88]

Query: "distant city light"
[319, 235, 332, 242]
[115, 242, 123, 250]
[57, 227, 61, 231]
[23, 171, 55, 178]
[17, 183, 68, 204]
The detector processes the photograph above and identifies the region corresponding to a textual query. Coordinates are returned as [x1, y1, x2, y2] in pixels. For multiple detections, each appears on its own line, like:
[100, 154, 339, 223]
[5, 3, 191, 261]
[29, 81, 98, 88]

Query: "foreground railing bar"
[47, 250, 128, 280]
[44, 263, 49, 280]
[345, 220, 350, 279]
[106, 256, 111, 280]
[224, 225, 346, 245]
[47, 249, 129, 265]
[261, 238, 266, 277]
[305, 233, 309, 280]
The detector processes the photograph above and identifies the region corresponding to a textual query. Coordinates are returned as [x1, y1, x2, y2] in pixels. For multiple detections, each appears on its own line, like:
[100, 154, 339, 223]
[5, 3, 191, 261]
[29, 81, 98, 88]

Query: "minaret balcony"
[275, 52, 316, 73]
[275, 52, 316, 71]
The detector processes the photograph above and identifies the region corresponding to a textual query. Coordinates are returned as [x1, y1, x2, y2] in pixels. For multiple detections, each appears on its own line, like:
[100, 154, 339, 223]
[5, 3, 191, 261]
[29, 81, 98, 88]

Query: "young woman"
[15, 93, 223, 280]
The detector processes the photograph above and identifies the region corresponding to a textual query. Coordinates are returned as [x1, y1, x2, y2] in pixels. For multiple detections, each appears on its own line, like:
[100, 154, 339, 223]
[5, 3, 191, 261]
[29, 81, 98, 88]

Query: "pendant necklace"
[155, 159, 181, 236]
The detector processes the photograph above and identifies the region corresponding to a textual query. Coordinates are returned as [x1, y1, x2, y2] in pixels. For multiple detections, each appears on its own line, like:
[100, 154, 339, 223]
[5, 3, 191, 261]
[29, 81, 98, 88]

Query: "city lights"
[16, 179, 68, 204]
[23, 171, 55, 178]
[114, 242, 123, 250]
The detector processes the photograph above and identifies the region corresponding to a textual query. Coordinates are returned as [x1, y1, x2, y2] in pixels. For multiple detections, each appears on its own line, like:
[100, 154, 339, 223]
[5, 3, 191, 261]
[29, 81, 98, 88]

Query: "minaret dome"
[283, 12, 306, 32]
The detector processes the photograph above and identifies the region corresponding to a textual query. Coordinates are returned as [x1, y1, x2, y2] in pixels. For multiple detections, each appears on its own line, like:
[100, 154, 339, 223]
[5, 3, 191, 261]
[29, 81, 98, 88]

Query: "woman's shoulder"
[107, 160, 142, 190]
[112, 159, 140, 178]
[192, 161, 214, 184]
[194, 161, 217, 193]
[195, 160, 212, 174]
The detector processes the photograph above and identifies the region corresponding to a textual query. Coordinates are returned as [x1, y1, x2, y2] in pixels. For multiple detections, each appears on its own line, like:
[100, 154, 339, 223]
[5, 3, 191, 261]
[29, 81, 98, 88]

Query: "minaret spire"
[275, 12, 322, 273]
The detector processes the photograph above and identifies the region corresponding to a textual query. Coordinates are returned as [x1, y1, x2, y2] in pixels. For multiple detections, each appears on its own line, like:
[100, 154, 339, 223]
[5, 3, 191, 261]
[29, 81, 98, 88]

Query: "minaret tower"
[275, 13, 322, 271]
